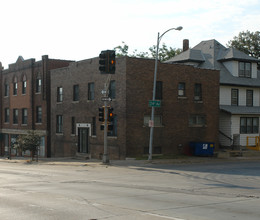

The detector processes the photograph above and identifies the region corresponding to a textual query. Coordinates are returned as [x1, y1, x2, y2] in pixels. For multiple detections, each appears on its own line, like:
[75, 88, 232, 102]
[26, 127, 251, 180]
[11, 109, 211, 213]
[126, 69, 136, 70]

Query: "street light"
[148, 26, 183, 161]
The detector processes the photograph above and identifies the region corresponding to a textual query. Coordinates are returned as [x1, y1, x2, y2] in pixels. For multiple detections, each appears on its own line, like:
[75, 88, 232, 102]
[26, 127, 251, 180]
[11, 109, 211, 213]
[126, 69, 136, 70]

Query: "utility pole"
[102, 75, 112, 164]
[99, 50, 116, 164]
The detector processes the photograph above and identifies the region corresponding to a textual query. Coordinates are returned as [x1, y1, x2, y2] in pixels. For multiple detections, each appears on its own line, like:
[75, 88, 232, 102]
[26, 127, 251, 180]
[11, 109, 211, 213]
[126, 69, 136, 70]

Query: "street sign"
[101, 90, 107, 95]
[149, 100, 161, 107]
[101, 97, 112, 102]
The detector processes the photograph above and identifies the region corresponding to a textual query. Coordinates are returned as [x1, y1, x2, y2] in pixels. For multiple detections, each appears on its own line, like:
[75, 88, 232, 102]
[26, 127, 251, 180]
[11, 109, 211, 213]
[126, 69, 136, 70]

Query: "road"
[0, 158, 260, 220]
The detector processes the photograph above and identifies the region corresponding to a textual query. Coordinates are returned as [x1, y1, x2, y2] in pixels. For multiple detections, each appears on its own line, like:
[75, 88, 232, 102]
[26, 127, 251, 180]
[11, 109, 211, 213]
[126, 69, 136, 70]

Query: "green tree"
[114, 42, 181, 61]
[148, 43, 182, 61]
[16, 131, 41, 162]
[114, 41, 129, 57]
[227, 30, 260, 59]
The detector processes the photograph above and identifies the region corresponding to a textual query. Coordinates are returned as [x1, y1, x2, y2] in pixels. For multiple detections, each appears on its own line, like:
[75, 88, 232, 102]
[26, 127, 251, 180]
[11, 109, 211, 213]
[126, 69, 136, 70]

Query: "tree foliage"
[227, 30, 260, 59]
[114, 42, 182, 61]
[16, 131, 41, 161]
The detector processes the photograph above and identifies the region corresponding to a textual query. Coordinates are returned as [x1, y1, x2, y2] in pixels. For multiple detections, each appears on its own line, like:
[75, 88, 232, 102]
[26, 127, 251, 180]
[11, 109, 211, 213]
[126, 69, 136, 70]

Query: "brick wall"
[50, 56, 219, 159]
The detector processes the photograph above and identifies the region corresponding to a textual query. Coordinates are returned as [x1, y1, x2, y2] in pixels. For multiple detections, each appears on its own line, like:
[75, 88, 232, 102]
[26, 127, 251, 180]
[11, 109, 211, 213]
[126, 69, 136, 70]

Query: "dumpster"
[190, 142, 215, 156]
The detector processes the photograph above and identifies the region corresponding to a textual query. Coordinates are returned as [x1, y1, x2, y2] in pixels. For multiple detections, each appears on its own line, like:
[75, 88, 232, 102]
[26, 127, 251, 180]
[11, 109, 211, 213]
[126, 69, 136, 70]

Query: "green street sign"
[149, 100, 161, 107]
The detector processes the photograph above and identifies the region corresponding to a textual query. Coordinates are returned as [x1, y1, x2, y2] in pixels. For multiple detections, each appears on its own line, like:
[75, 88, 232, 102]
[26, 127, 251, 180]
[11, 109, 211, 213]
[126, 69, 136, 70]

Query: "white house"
[166, 39, 260, 148]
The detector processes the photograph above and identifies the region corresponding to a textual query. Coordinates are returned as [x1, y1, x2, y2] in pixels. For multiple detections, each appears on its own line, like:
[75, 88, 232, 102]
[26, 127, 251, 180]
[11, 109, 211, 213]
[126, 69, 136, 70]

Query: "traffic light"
[99, 50, 116, 74]
[98, 107, 105, 122]
[108, 50, 116, 74]
[107, 107, 114, 123]
[99, 51, 108, 73]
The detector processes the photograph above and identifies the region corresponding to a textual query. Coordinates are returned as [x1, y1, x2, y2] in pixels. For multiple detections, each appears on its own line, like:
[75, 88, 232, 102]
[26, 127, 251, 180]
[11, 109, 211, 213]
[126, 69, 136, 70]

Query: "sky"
[0, 0, 260, 68]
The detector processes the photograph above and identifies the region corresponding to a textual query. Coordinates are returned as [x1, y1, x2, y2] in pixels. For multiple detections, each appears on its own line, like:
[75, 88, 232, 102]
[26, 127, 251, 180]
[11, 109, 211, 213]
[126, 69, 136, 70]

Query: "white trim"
[76, 123, 91, 136]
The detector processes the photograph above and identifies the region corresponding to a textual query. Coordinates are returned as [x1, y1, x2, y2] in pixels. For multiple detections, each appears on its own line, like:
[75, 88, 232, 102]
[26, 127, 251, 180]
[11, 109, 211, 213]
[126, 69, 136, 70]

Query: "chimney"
[183, 39, 189, 52]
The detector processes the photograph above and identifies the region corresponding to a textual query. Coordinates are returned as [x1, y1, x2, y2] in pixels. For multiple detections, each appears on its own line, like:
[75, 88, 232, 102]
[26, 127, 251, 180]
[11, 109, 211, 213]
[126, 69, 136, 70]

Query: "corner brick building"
[0, 56, 73, 157]
[50, 56, 219, 159]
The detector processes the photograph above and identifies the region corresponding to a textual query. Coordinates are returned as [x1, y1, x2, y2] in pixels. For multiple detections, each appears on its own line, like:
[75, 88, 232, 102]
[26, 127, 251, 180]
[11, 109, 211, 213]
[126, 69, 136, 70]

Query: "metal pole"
[148, 26, 183, 161]
[102, 75, 111, 164]
[103, 100, 109, 163]
[148, 32, 160, 161]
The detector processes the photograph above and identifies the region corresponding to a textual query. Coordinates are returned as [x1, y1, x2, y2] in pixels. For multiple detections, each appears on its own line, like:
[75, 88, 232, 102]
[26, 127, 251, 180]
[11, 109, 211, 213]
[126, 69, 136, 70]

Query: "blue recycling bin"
[190, 142, 215, 156]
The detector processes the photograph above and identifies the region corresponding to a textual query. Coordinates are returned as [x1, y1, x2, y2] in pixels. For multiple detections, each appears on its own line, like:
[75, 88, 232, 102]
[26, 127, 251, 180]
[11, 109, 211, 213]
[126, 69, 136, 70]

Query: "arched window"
[13, 76, 18, 95]
[4, 79, 9, 97]
[36, 73, 42, 93]
[22, 74, 27, 94]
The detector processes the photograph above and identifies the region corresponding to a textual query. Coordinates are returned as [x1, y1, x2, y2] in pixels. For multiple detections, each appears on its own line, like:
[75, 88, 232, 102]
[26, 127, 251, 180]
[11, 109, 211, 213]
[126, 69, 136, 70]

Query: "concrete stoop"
[75, 153, 91, 160]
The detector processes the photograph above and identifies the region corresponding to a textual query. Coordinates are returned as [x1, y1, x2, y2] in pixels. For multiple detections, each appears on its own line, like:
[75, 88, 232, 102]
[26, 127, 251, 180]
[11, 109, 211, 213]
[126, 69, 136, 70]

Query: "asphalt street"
[0, 157, 259, 220]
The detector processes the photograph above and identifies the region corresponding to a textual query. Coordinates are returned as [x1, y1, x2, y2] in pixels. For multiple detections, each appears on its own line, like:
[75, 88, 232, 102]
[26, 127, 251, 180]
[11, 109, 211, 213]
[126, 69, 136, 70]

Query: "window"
[194, 83, 202, 101]
[56, 115, 63, 133]
[71, 117, 75, 134]
[13, 76, 18, 95]
[4, 82, 9, 97]
[240, 117, 259, 134]
[57, 87, 63, 102]
[178, 82, 185, 96]
[155, 81, 163, 100]
[22, 108, 28, 125]
[88, 83, 94, 100]
[231, 89, 238, 106]
[36, 78, 42, 93]
[246, 90, 253, 107]
[73, 85, 79, 101]
[22, 75, 27, 94]
[144, 115, 162, 127]
[239, 62, 251, 78]
[36, 106, 42, 123]
[108, 115, 117, 136]
[13, 109, 18, 124]
[4, 108, 9, 123]
[109, 80, 116, 99]
[92, 117, 96, 136]
[189, 115, 206, 127]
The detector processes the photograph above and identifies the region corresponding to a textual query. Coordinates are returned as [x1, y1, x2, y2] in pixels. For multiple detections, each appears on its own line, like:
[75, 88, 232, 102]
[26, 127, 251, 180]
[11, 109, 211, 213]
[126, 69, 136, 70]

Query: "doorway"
[78, 128, 89, 153]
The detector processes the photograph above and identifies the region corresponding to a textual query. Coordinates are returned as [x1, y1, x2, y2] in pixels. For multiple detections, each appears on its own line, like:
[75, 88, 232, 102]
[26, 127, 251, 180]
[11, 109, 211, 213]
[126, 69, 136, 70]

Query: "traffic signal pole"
[103, 99, 109, 164]
[99, 50, 116, 164]
[102, 75, 111, 164]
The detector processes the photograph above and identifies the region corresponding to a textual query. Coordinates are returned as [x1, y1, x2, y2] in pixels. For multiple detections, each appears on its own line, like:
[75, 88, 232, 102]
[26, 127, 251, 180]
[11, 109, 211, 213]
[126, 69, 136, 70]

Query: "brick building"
[50, 56, 219, 159]
[0, 56, 73, 157]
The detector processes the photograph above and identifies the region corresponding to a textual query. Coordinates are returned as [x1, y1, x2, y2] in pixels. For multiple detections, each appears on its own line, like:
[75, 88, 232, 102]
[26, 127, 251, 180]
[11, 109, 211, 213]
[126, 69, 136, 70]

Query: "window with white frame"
[240, 117, 259, 134]
[246, 90, 253, 107]
[231, 89, 238, 106]
[239, 62, 251, 78]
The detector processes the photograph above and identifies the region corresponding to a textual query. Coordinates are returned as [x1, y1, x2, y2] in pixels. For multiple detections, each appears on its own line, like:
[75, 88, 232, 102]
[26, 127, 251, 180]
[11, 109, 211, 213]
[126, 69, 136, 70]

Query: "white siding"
[219, 86, 230, 105]
[219, 112, 232, 146]
[231, 115, 260, 146]
[223, 61, 238, 77]
[252, 63, 257, 78]
[223, 61, 257, 78]
[220, 86, 260, 107]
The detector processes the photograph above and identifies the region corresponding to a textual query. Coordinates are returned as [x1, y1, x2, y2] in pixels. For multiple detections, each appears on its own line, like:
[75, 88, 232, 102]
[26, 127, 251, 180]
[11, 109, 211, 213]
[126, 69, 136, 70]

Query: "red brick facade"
[0, 56, 73, 157]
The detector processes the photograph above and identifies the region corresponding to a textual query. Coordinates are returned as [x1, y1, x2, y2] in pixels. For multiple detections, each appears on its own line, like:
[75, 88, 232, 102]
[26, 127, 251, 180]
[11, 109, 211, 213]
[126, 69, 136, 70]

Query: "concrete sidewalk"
[0, 154, 259, 167]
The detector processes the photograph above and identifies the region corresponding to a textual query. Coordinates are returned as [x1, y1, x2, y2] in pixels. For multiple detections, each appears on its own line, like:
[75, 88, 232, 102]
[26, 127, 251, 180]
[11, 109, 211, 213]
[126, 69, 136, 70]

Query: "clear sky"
[0, 0, 259, 68]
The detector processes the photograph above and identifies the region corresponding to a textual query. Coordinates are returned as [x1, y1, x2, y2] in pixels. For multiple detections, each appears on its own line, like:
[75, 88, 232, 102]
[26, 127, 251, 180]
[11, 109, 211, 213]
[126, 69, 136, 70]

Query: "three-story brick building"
[0, 56, 73, 157]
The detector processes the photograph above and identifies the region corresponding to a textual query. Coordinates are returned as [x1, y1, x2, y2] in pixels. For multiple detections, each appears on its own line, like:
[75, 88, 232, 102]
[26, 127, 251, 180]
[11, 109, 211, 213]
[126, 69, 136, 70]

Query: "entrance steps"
[75, 152, 91, 160]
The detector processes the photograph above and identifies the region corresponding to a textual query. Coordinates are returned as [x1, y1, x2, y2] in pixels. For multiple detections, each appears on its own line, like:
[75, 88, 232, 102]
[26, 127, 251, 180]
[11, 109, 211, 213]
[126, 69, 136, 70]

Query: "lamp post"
[148, 26, 183, 161]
